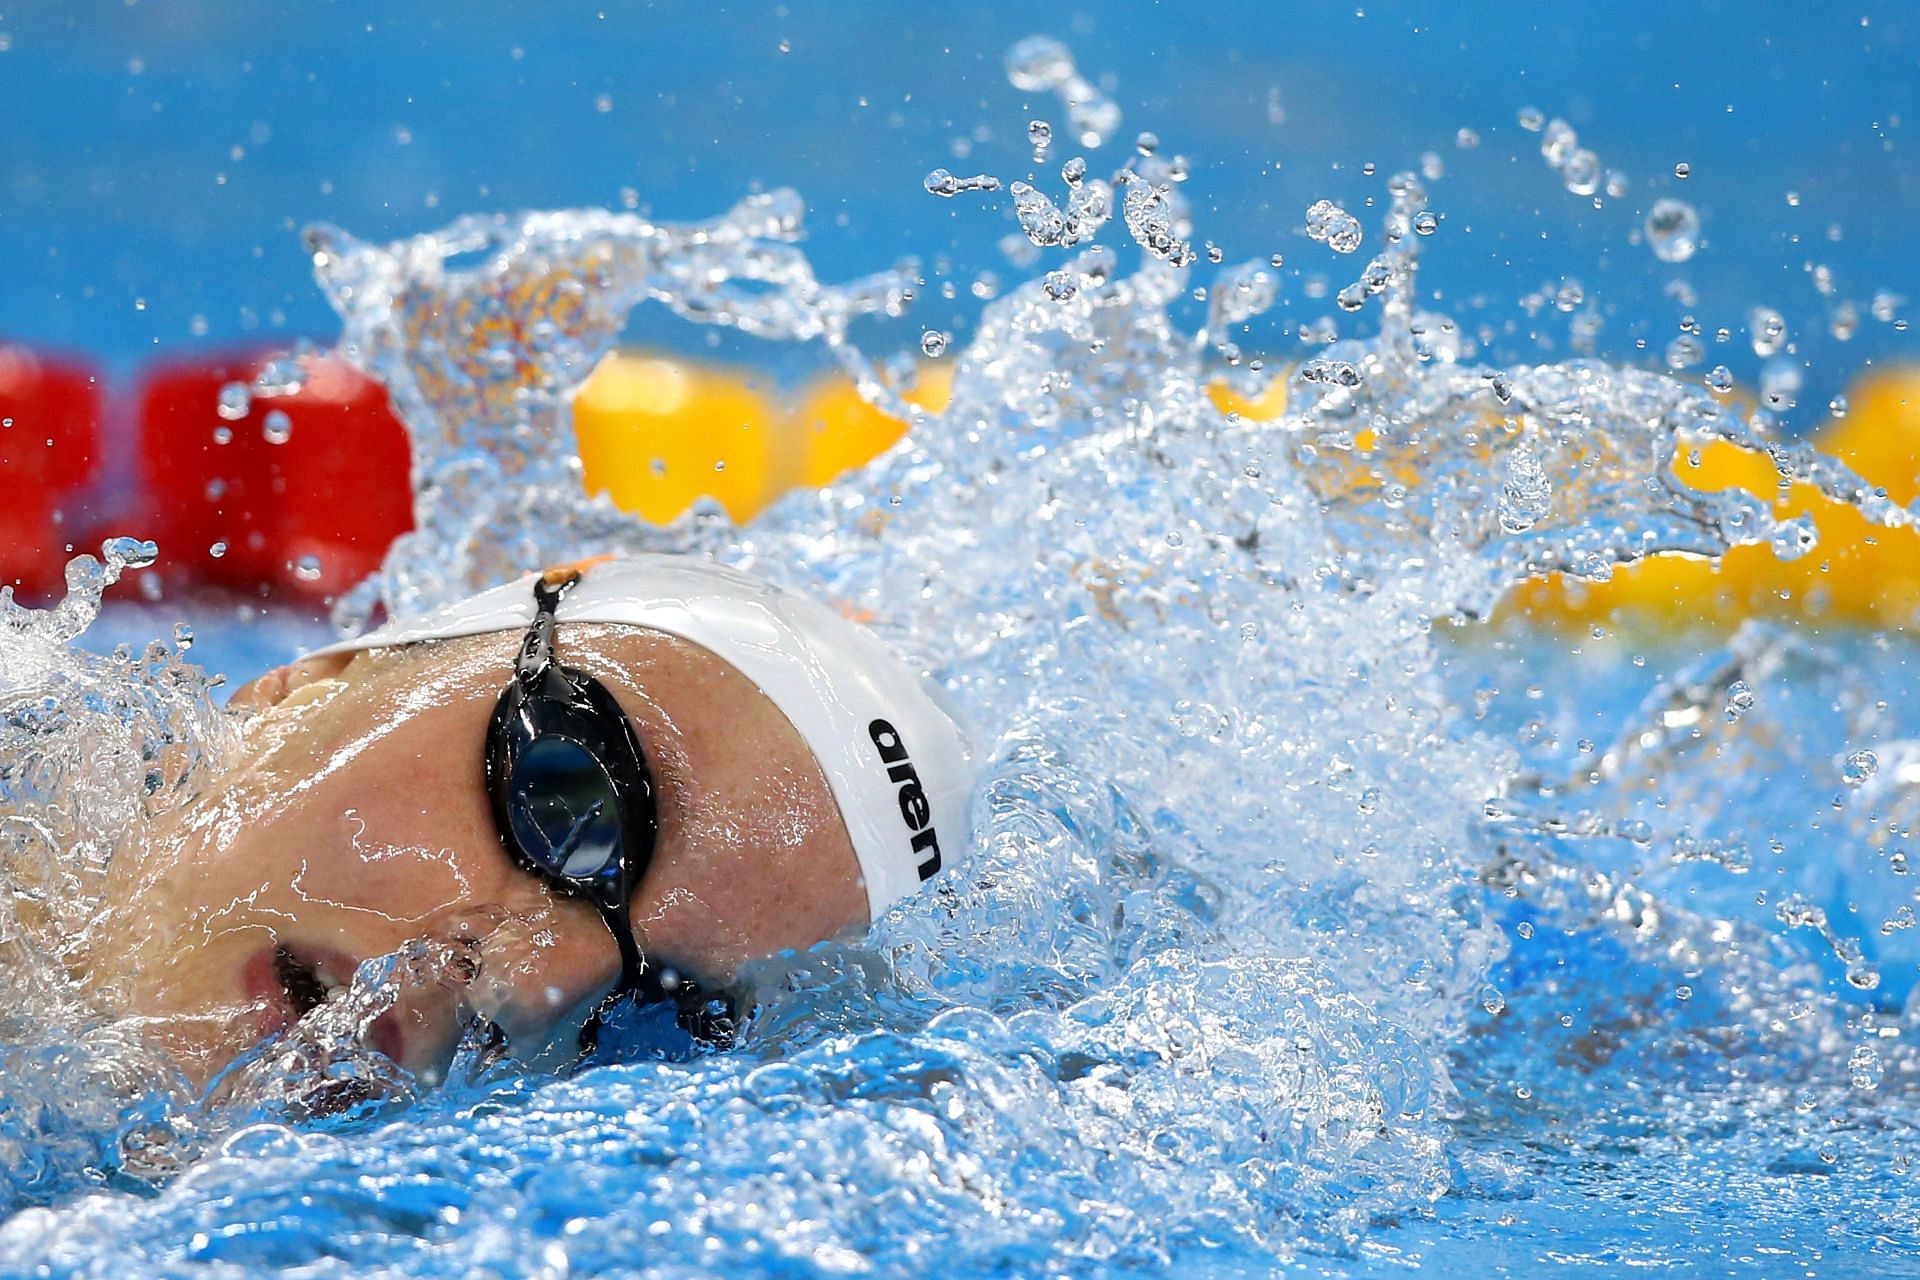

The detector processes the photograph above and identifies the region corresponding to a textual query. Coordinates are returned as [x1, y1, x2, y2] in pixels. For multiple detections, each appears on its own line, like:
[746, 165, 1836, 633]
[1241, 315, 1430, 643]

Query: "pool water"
[4, 12, 1920, 1279]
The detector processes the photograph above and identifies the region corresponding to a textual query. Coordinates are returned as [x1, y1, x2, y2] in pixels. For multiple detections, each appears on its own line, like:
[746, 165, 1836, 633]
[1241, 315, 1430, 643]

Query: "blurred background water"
[1, 1, 1912, 410]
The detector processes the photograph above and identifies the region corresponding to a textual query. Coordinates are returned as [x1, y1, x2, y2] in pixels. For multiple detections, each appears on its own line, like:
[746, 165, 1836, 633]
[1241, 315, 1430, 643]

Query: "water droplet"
[1060, 156, 1087, 187]
[1561, 148, 1600, 196]
[1357, 786, 1380, 815]
[1455, 127, 1480, 149]
[1135, 131, 1159, 156]
[208, 540, 229, 559]
[1665, 335, 1705, 370]
[1769, 515, 1818, 561]
[1299, 358, 1361, 388]
[216, 381, 252, 421]
[104, 536, 159, 570]
[1848, 1045, 1884, 1090]
[1412, 211, 1438, 236]
[924, 169, 1000, 198]
[1842, 749, 1879, 786]
[251, 354, 308, 397]
[211, 425, 233, 446]
[1644, 198, 1701, 263]
[1705, 364, 1734, 394]
[1304, 198, 1363, 254]
[261, 409, 293, 444]
[1043, 270, 1079, 302]
[1010, 180, 1068, 246]
[293, 554, 324, 582]
[1515, 921, 1535, 940]
[1725, 680, 1755, 723]
[1675, 985, 1692, 1001]
[1674, 161, 1691, 179]
[1518, 106, 1544, 132]
[1027, 119, 1052, 149]
[1004, 36, 1119, 147]
[1480, 986, 1506, 1014]
[920, 330, 950, 358]
[1829, 395, 1849, 418]
[1749, 307, 1787, 357]
[1005, 34, 1073, 91]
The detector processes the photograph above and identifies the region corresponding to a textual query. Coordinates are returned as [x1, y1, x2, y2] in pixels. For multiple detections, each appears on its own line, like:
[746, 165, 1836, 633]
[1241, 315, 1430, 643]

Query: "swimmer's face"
[93, 625, 867, 1089]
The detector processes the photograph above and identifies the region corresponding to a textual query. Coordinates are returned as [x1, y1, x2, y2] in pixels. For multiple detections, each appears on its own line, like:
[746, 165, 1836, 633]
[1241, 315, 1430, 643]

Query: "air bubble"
[261, 409, 293, 445]
[1705, 365, 1734, 394]
[1042, 270, 1078, 302]
[1518, 106, 1544, 132]
[920, 330, 950, 358]
[1027, 120, 1052, 149]
[293, 554, 324, 582]
[1480, 986, 1506, 1014]
[1412, 211, 1438, 236]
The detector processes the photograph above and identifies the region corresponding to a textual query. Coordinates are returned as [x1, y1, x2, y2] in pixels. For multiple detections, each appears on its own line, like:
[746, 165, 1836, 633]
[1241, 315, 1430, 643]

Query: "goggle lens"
[507, 737, 625, 880]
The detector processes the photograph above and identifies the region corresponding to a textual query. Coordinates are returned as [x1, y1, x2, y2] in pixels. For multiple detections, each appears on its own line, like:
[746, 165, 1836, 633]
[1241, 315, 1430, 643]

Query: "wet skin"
[87, 624, 866, 1089]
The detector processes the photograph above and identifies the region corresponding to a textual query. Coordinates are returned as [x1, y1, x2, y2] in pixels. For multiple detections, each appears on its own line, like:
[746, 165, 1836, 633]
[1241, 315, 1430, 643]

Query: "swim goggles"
[482, 568, 736, 1053]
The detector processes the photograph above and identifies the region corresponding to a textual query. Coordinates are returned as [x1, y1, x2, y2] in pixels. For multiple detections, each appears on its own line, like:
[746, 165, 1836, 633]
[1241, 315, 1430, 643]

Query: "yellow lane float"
[1503, 369, 1920, 631]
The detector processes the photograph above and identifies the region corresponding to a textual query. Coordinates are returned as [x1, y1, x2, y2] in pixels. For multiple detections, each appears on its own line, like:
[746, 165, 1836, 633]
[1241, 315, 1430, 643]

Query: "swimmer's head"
[93, 555, 973, 1087]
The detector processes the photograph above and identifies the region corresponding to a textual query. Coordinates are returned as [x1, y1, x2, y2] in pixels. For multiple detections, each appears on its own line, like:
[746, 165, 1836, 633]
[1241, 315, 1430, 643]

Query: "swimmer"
[84, 555, 974, 1089]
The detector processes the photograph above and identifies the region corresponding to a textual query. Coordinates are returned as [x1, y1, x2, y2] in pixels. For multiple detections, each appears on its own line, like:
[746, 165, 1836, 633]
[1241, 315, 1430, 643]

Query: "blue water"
[0, 2, 1914, 410]
[5, 7, 1920, 1278]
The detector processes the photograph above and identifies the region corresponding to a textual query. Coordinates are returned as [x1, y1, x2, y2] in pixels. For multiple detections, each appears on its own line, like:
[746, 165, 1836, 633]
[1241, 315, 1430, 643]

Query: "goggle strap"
[517, 572, 580, 685]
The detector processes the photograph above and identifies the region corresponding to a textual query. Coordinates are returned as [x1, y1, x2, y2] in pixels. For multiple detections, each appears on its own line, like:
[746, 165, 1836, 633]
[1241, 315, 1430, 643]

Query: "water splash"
[3, 72, 1920, 1279]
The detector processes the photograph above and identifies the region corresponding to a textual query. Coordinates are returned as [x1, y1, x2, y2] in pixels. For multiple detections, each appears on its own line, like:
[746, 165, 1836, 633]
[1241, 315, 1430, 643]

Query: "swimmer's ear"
[226, 652, 356, 712]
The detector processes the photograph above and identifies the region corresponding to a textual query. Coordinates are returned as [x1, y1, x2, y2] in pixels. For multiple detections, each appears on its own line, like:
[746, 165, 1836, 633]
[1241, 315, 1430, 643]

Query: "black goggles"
[482, 570, 736, 1054]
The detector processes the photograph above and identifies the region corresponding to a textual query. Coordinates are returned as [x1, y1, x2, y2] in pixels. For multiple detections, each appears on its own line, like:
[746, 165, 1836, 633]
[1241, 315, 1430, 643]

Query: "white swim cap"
[312, 555, 975, 918]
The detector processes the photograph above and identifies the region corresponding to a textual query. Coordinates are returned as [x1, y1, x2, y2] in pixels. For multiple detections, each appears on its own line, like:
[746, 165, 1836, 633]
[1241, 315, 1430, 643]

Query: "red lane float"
[0, 345, 104, 599]
[136, 352, 414, 601]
